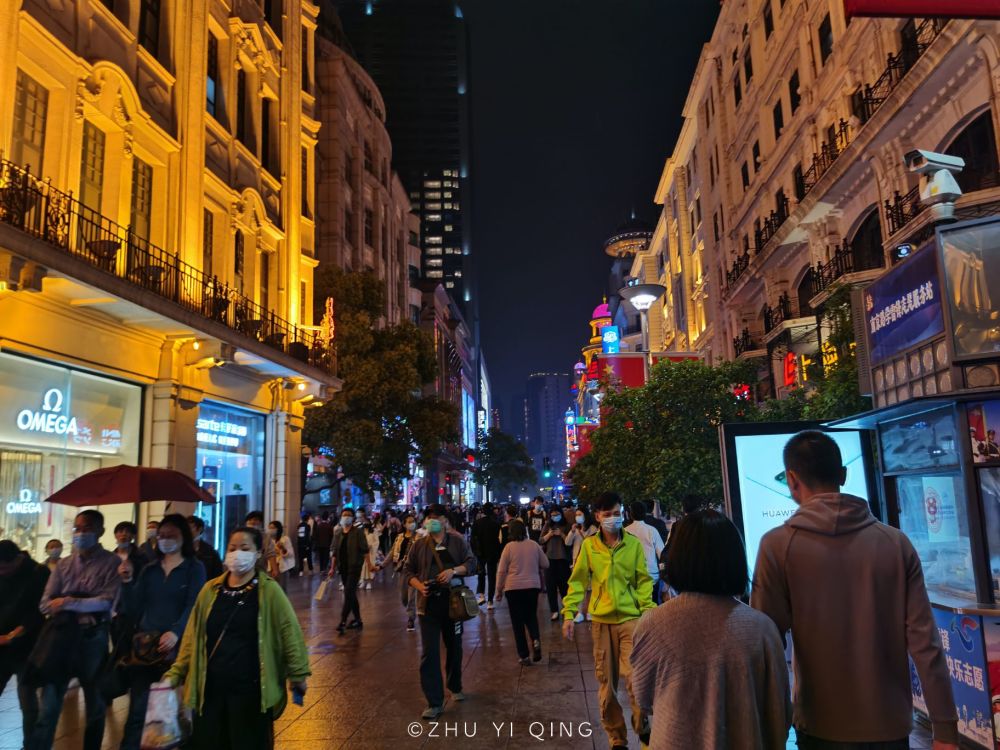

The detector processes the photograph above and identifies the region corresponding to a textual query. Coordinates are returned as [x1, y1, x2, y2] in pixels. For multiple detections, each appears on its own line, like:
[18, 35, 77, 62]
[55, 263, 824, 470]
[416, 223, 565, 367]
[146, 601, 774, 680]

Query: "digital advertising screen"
[722, 424, 874, 578]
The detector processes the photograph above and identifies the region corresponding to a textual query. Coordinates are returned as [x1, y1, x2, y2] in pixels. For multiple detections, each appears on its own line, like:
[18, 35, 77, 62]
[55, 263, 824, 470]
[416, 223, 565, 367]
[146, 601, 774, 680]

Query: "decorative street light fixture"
[619, 281, 666, 352]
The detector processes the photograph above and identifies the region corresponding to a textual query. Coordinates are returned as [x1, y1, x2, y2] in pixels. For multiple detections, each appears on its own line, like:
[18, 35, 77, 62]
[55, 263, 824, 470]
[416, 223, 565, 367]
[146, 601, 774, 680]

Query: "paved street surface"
[0, 572, 936, 749]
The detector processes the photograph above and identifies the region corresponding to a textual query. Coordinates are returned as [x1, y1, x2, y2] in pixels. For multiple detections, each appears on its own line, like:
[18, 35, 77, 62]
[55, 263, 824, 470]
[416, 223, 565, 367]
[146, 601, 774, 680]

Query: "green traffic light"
[544, 471, 552, 478]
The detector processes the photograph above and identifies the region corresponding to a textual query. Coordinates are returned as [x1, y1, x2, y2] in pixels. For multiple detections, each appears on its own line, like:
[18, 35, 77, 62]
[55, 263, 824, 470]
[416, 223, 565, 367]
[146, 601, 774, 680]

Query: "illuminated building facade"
[643, 2, 1000, 399]
[0, 0, 336, 554]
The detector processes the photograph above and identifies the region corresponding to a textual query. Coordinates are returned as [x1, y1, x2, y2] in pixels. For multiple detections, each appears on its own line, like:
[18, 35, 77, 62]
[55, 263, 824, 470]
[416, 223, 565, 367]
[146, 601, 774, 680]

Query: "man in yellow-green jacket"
[562, 492, 654, 750]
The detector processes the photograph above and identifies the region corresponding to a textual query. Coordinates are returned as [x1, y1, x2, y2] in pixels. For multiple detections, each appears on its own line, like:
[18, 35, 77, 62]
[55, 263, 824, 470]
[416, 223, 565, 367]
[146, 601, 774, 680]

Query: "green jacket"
[561, 532, 654, 624]
[164, 573, 311, 719]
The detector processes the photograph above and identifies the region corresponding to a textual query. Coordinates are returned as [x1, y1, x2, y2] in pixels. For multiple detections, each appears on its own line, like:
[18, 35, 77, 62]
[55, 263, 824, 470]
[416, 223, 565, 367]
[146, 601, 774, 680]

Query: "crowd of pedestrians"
[0, 429, 964, 749]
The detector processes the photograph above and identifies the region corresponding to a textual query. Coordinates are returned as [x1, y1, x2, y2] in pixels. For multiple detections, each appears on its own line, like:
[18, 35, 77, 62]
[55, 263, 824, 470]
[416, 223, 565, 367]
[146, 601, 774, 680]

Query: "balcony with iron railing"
[0, 157, 335, 377]
[725, 18, 946, 302]
[725, 250, 752, 291]
[763, 293, 800, 335]
[733, 327, 764, 358]
[809, 242, 886, 297]
[754, 194, 791, 255]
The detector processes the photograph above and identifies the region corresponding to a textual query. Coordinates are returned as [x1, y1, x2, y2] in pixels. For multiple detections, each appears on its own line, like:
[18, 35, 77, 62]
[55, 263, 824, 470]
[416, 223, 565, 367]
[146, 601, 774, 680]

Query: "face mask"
[601, 516, 623, 533]
[72, 532, 98, 551]
[340, 517, 353, 528]
[225, 550, 258, 574]
[406, 522, 416, 532]
[424, 519, 443, 534]
[551, 515, 562, 523]
[158, 539, 180, 555]
[116, 540, 131, 550]
[146, 529, 158, 541]
[575, 515, 585, 525]
[267, 528, 278, 537]
[47, 548, 62, 560]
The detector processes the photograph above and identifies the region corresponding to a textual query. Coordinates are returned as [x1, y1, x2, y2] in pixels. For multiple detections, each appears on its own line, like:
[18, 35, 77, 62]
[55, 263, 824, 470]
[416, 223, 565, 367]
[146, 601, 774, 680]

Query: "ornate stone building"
[0, 0, 337, 553]
[637, 1, 1000, 397]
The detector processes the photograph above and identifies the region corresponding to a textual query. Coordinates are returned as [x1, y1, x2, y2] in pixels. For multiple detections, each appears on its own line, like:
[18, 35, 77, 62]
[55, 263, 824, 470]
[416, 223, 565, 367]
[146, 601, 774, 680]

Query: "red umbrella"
[46, 465, 215, 507]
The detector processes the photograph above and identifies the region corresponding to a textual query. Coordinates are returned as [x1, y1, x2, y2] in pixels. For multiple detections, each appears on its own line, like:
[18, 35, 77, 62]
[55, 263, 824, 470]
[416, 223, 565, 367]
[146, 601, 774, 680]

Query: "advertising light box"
[721, 423, 875, 578]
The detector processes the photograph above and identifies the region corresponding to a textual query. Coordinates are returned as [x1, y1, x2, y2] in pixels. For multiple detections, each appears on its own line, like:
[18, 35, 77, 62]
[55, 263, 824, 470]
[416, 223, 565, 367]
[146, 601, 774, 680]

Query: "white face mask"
[601, 516, 623, 533]
[225, 550, 258, 574]
[575, 515, 585, 525]
[158, 539, 180, 555]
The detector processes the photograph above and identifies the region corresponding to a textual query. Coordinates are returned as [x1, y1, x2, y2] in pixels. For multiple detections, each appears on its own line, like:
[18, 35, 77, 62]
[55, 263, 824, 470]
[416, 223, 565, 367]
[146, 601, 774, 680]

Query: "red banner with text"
[844, 0, 1000, 18]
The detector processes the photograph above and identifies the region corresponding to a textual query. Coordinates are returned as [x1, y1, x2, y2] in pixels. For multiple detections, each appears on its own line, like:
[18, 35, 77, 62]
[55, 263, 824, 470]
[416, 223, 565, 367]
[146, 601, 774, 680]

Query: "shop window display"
[939, 219, 1000, 359]
[195, 402, 265, 550]
[0, 353, 141, 558]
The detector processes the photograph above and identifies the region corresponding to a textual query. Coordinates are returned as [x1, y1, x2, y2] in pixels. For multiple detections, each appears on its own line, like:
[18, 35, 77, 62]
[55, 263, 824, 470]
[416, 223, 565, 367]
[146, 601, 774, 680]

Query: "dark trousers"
[505, 588, 541, 659]
[797, 734, 909, 750]
[29, 622, 109, 750]
[418, 597, 463, 707]
[0, 664, 39, 747]
[476, 557, 498, 602]
[297, 543, 313, 573]
[121, 665, 168, 750]
[545, 558, 571, 613]
[192, 685, 273, 750]
[316, 546, 331, 573]
[340, 570, 361, 624]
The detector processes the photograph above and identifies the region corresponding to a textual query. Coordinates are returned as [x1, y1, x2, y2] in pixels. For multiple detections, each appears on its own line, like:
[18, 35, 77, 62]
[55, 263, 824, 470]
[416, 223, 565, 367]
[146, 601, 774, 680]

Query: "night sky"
[463, 0, 720, 424]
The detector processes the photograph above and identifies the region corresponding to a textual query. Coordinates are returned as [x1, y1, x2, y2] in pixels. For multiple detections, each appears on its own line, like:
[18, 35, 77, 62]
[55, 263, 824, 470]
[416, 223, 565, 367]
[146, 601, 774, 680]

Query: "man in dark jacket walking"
[470, 504, 501, 609]
[753, 431, 958, 749]
[0, 540, 49, 748]
[296, 512, 313, 575]
[328, 507, 369, 633]
[404, 504, 476, 720]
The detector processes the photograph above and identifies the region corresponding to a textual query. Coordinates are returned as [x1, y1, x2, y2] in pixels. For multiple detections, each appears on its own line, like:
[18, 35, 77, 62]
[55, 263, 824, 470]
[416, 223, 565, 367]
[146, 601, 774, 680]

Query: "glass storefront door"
[194, 402, 265, 551]
[0, 352, 142, 558]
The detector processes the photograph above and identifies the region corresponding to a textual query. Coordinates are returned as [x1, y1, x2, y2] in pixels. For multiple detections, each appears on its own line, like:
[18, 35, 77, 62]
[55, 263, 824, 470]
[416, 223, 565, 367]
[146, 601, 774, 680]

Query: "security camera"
[903, 149, 965, 223]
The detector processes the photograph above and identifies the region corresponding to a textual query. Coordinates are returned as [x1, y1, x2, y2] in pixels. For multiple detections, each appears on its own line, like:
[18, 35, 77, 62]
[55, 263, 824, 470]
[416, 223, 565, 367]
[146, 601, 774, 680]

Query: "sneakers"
[532, 640, 542, 663]
[451, 692, 465, 702]
[364, 582, 372, 590]
[339, 583, 344, 591]
[550, 612, 560, 621]
[346, 620, 363, 630]
[406, 618, 416, 632]
[573, 612, 585, 624]
[486, 601, 494, 611]
[476, 594, 486, 605]
[421, 705, 443, 720]
[336, 622, 346, 635]
[518, 656, 531, 666]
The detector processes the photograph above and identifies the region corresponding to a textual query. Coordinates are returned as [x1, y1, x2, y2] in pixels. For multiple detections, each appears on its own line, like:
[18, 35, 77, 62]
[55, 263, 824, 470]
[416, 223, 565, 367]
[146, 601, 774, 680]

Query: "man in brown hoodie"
[752, 430, 958, 749]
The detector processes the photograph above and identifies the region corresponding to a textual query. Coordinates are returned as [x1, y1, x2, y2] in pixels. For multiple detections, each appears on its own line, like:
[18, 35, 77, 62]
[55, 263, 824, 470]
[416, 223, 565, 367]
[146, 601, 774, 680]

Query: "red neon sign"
[783, 352, 798, 388]
[844, 0, 1000, 18]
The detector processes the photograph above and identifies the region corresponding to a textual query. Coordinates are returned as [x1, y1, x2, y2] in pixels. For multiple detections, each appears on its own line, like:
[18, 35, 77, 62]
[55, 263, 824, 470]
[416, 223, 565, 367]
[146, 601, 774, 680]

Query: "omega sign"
[7, 488, 42, 515]
[16, 389, 79, 436]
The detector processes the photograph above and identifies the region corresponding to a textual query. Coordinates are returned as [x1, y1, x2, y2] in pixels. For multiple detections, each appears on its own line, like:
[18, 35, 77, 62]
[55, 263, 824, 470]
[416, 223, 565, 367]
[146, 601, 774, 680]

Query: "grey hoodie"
[751, 492, 958, 744]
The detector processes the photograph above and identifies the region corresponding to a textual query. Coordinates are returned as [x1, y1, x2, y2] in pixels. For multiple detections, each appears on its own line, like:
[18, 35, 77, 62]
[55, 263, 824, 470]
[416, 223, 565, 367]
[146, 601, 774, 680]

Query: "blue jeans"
[28, 622, 109, 750]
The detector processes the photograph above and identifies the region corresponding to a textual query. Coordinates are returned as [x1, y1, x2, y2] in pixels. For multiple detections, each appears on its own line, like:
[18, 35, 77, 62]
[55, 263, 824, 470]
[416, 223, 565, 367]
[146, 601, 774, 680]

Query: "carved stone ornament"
[74, 77, 104, 121]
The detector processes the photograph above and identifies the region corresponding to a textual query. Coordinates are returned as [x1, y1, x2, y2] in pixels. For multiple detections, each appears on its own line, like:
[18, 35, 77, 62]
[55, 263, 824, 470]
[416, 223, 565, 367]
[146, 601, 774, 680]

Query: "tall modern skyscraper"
[525, 373, 573, 484]
[332, 0, 473, 309]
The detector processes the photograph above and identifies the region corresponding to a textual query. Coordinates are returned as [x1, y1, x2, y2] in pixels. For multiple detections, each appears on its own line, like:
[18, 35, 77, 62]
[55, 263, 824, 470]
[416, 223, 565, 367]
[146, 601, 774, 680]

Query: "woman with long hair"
[495, 519, 549, 665]
[164, 526, 310, 750]
[118, 514, 206, 750]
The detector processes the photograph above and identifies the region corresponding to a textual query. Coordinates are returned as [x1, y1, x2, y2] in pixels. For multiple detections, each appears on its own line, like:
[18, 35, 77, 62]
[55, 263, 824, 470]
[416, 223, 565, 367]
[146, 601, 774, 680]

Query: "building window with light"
[130, 157, 153, 245]
[234, 230, 245, 290]
[206, 35, 220, 118]
[202, 209, 214, 277]
[11, 70, 48, 175]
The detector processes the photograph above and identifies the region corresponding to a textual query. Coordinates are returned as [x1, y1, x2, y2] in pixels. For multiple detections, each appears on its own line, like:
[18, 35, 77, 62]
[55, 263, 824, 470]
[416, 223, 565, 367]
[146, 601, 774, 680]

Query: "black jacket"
[470, 515, 502, 562]
[0, 553, 50, 670]
[193, 541, 224, 580]
[330, 524, 369, 574]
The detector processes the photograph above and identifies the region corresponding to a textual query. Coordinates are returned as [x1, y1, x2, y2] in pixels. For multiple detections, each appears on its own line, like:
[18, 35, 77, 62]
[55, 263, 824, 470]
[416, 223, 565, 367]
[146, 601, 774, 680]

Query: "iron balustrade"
[725, 250, 751, 290]
[763, 292, 796, 334]
[884, 185, 925, 236]
[0, 157, 335, 375]
[733, 327, 762, 357]
[809, 242, 886, 296]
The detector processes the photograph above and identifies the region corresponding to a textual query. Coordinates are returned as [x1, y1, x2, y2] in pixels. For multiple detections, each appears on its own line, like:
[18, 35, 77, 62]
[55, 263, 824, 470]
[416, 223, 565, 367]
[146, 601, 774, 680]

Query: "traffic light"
[543, 457, 552, 479]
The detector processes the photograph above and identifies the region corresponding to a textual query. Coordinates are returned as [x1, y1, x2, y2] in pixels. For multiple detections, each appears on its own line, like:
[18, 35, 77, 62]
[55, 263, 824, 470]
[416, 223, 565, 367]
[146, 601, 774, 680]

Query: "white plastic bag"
[140, 681, 184, 750]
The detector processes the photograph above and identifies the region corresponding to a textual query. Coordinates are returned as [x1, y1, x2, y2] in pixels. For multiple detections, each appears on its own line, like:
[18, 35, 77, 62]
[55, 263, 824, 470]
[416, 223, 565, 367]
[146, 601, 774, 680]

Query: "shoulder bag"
[428, 539, 478, 622]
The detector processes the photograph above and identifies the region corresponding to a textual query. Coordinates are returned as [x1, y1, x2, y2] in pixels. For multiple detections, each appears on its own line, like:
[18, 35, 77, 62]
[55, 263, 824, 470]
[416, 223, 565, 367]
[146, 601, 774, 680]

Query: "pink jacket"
[496, 539, 549, 596]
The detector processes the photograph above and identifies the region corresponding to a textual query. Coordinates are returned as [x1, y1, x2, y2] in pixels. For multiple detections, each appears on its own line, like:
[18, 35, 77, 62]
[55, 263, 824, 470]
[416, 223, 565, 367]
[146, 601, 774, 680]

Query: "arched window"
[946, 111, 1000, 194]
[850, 210, 883, 272]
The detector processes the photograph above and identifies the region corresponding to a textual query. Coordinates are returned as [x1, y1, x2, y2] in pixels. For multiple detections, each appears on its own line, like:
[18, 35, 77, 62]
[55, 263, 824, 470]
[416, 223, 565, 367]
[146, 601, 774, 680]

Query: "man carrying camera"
[403, 504, 476, 721]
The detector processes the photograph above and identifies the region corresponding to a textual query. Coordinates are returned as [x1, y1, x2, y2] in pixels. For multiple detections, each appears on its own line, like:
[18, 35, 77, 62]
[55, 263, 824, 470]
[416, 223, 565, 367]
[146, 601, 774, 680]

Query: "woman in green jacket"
[164, 526, 310, 750]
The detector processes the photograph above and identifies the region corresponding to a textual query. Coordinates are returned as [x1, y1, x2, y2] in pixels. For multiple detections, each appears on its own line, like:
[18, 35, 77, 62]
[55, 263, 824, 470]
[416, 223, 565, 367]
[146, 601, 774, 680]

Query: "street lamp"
[618, 281, 666, 352]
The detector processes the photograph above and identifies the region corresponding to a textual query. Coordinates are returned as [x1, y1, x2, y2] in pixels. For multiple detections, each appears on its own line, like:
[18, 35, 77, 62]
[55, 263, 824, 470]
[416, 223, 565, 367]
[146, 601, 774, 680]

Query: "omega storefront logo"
[7, 488, 42, 515]
[15, 388, 80, 436]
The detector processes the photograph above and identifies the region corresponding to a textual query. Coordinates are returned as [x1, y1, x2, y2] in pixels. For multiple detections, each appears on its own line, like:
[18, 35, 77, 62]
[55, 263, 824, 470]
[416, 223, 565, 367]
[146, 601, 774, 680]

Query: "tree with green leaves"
[303, 266, 460, 499]
[473, 429, 537, 499]
[568, 358, 759, 514]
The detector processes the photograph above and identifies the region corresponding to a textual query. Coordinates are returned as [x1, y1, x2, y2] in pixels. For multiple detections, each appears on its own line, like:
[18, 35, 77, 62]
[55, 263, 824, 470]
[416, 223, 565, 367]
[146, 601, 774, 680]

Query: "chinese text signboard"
[864, 245, 944, 366]
[912, 608, 991, 746]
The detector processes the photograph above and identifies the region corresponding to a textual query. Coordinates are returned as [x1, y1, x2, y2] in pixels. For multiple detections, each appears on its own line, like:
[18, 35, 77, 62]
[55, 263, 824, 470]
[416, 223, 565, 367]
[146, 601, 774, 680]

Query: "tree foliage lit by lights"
[568, 359, 759, 513]
[472, 429, 537, 498]
[303, 266, 460, 498]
